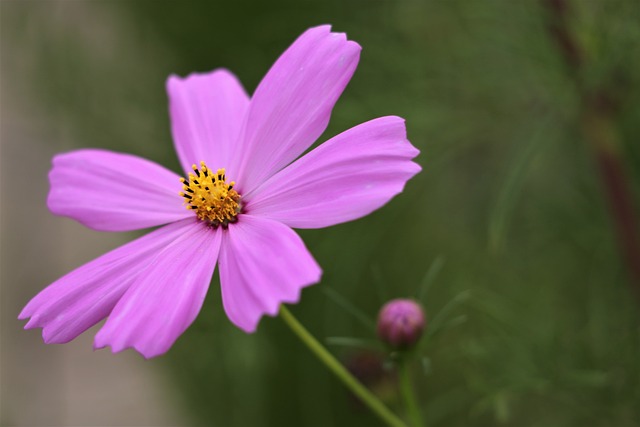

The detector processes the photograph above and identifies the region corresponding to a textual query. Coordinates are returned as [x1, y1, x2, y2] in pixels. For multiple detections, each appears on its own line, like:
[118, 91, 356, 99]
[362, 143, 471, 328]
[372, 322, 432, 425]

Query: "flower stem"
[279, 305, 408, 427]
[398, 359, 424, 427]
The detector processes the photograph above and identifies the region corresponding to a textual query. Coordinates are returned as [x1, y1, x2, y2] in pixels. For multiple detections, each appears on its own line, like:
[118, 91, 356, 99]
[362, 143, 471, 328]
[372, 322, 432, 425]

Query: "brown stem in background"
[583, 100, 640, 296]
[596, 148, 640, 291]
[545, 0, 582, 71]
[543, 0, 640, 298]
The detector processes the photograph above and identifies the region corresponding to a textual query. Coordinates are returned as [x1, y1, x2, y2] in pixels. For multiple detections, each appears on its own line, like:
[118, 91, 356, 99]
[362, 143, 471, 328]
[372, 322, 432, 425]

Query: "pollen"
[180, 162, 241, 227]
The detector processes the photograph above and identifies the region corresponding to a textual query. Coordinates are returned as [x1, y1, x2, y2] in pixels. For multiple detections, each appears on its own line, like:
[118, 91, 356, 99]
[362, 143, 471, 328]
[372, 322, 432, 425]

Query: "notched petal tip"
[92, 224, 221, 360]
[219, 216, 322, 333]
[236, 323, 258, 334]
[239, 267, 322, 333]
[245, 115, 422, 229]
[46, 149, 188, 231]
[42, 328, 70, 345]
[375, 115, 421, 159]
[17, 305, 32, 321]
[23, 316, 39, 329]
[304, 24, 360, 48]
[272, 270, 323, 316]
[166, 68, 240, 88]
[237, 265, 322, 332]
[302, 24, 332, 38]
[42, 334, 56, 345]
[408, 160, 422, 174]
[93, 338, 166, 359]
[231, 23, 363, 192]
[307, 25, 362, 55]
[265, 268, 323, 318]
[167, 66, 250, 177]
[92, 335, 123, 355]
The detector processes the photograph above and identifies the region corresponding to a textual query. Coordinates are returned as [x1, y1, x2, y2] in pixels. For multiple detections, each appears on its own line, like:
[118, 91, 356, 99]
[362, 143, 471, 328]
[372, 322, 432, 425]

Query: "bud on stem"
[376, 299, 426, 349]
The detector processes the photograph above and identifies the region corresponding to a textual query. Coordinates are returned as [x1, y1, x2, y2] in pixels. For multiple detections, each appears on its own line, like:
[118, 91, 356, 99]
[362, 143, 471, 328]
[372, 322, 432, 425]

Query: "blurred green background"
[2, 0, 640, 426]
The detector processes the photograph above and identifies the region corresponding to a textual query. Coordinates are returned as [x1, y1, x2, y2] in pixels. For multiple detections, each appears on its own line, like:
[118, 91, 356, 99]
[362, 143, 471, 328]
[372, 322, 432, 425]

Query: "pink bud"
[376, 299, 426, 349]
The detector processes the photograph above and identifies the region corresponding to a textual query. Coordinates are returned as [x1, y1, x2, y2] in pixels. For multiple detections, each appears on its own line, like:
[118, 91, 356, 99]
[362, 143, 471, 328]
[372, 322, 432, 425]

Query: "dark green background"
[3, 0, 640, 426]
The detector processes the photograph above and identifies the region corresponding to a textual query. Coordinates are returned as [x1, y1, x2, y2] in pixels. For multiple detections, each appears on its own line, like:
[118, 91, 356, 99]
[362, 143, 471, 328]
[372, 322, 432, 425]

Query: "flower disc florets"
[180, 161, 241, 227]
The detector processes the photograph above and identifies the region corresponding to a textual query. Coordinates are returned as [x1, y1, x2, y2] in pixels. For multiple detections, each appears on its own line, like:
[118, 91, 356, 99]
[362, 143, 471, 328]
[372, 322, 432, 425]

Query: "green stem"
[398, 359, 424, 427]
[279, 305, 408, 427]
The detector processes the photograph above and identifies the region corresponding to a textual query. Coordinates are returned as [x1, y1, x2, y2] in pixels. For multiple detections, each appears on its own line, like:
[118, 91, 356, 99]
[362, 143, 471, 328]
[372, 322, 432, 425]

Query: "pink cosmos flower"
[19, 25, 421, 358]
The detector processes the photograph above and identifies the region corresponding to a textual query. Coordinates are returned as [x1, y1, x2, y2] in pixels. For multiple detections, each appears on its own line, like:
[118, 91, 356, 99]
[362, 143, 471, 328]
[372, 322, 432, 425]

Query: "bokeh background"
[2, 0, 640, 426]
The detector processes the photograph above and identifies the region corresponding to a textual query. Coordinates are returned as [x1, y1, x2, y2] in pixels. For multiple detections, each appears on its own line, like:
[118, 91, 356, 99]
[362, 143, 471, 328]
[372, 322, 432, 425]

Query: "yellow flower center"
[180, 161, 241, 227]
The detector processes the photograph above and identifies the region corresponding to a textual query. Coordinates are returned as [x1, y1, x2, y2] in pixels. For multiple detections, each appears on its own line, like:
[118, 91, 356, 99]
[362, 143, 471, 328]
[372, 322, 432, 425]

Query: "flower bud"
[345, 351, 397, 406]
[376, 299, 426, 349]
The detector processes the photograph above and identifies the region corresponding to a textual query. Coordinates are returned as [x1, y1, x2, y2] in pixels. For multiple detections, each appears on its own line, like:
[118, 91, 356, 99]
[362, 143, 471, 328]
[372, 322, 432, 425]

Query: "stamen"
[179, 163, 241, 227]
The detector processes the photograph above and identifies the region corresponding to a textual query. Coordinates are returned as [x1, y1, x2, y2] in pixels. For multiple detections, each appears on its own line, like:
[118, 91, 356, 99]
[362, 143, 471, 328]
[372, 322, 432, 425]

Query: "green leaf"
[321, 286, 376, 332]
[488, 115, 556, 252]
[418, 255, 446, 302]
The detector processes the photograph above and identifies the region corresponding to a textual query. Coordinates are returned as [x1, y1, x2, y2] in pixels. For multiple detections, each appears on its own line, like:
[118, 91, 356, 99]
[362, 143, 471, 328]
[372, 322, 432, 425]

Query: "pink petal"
[218, 215, 322, 332]
[19, 219, 193, 344]
[167, 69, 249, 177]
[244, 116, 421, 228]
[47, 149, 190, 232]
[94, 221, 221, 358]
[232, 25, 361, 193]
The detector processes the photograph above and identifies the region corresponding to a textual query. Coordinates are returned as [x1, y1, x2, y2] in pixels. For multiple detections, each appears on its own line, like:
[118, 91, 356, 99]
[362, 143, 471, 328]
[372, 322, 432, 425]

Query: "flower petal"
[94, 221, 221, 358]
[218, 215, 322, 332]
[167, 69, 249, 176]
[47, 149, 190, 232]
[244, 116, 421, 228]
[232, 25, 361, 193]
[19, 219, 193, 344]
